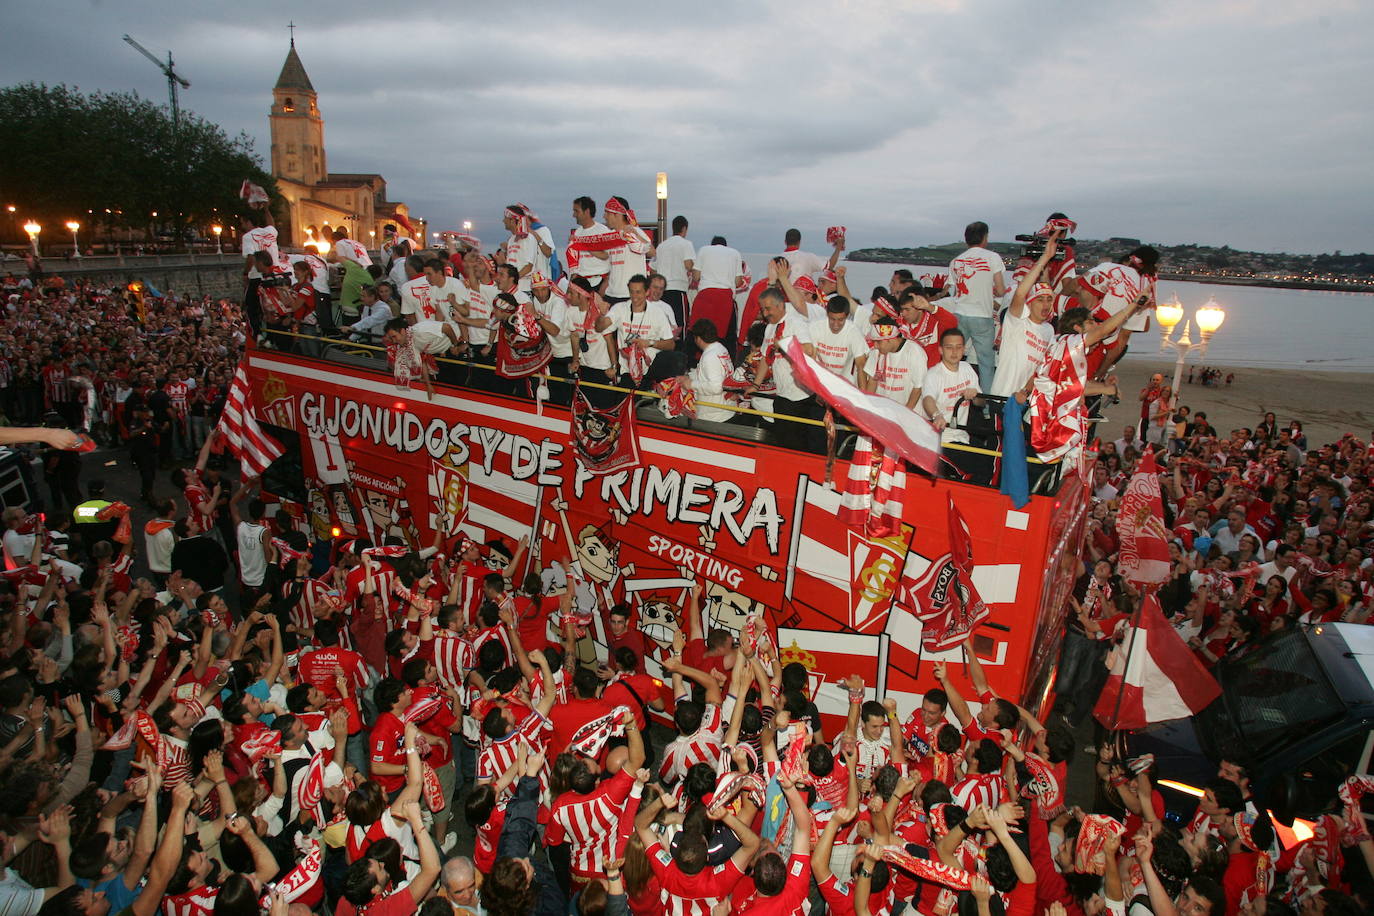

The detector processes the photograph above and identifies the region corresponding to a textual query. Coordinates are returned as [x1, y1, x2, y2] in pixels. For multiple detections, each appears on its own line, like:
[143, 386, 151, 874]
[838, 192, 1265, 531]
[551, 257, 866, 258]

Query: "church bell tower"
[269, 36, 326, 186]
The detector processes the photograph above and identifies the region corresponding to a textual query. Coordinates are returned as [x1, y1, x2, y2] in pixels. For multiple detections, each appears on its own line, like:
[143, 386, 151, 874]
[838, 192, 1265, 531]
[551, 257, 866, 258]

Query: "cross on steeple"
[288, 21, 296, 47]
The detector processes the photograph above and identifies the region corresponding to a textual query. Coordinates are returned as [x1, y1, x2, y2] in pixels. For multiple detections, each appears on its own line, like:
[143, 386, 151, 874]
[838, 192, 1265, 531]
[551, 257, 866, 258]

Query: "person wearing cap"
[989, 230, 1062, 398]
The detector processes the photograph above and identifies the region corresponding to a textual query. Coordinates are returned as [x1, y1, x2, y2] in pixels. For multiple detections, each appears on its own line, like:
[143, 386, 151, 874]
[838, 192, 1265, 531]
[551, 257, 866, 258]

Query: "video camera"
[1016, 216, 1077, 261]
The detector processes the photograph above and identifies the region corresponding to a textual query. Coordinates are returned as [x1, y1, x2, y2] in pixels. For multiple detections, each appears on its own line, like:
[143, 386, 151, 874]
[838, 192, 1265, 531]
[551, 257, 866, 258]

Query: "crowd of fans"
[0, 206, 1370, 916]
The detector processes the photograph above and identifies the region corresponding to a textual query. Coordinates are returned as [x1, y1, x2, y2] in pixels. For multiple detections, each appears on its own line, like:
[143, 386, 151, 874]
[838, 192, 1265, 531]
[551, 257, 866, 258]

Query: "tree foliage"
[0, 82, 280, 238]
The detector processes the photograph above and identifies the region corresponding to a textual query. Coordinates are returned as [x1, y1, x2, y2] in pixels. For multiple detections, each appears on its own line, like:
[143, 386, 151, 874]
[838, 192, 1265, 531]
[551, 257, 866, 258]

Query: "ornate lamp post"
[65, 221, 82, 258]
[1156, 293, 1226, 406]
[23, 221, 41, 257]
[212, 224, 223, 255]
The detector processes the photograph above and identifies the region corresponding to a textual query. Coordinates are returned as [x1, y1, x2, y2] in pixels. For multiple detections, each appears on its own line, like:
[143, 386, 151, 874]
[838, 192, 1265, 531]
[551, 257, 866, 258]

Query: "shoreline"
[844, 255, 1374, 295]
[1095, 359, 1374, 448]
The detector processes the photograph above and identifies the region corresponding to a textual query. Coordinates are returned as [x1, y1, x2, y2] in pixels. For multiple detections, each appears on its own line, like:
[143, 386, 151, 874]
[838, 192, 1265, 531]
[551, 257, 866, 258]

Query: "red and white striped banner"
[216, 363, 285, 477]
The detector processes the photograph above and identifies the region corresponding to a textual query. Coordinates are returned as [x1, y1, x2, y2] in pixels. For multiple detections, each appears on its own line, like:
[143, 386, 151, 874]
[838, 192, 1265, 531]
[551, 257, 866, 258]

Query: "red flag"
[783, 337, 941, 475]
[898, 495, 989, 652]
[1116, 450, 1172, 586]
[216, 364, 285, 477]
[1093, 593, 1222, 730]
[570, 388, 641, 477]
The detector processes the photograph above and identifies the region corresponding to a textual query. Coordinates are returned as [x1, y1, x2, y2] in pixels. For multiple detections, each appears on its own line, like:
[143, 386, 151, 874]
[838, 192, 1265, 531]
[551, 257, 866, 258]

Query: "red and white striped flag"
[839, 435, 907, 538]
[216, 364, 285, 477]
[1116, 450, 1172, 587]
[783, 337, 940, 475]
[1093, 593, 1221, 730]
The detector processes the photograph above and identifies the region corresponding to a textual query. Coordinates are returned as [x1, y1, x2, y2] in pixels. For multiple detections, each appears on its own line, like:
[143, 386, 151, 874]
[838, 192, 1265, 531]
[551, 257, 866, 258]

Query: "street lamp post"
[1155, 293, 1226, 407]
[23, 221, 41, 257]
[66, 221, 82, 258]
[369, 229, 376, 253]
[212, 224, 223, 255]
[655, 171, 668, 243]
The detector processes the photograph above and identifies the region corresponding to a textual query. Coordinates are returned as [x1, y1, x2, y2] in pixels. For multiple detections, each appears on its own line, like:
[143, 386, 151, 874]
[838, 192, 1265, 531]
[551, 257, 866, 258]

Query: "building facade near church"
[268, 39, 420, 250]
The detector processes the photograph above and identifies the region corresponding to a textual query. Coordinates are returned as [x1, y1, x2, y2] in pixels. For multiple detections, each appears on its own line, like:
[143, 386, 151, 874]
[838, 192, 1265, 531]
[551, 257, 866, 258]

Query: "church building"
[267, 38, 420, 250]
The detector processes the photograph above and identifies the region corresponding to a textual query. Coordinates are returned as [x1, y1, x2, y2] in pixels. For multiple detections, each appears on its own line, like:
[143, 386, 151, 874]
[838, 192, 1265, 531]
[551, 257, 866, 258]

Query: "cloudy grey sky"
[5, 0, 1370, 254]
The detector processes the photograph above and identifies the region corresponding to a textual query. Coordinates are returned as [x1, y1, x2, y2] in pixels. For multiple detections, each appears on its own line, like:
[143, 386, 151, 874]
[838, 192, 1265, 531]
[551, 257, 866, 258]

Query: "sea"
[740, 254, 1374, 373]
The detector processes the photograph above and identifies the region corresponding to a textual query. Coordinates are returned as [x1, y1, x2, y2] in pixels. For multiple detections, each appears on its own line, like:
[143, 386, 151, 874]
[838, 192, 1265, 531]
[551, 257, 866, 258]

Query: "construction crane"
[122, 34, 190, 127]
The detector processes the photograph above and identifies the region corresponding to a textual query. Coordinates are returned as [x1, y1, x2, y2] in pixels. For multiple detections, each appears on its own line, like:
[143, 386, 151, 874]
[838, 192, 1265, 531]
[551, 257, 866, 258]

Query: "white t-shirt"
[607, 301, 673, 376]
[695, 245, 744, 291]
[333, 238, 373, 268]
[990, 309, 1054, 397]
[570, 222, 612, 280]
[807, 318, 868, 383]
[505, 234, 539, 291]
[286, 253, 332, 295]
[762, 317, 812, 402]
[1083, 262, 1154, 334]
[571, 304, 614, 371]
[648, 298, 679, 337]
[461, 283, 497, 346]
[410, 321, 453, 355]
[606, 231, 650, 299]
[864, 341, 926, 406]
[653, 235, 695, 292]
[690, 341, 735, 423]
[781, 249, 827, 282]
[427, 277, 467, 329]
[533, 293, 572, 358]
[241, 226, 281, 279]
[947, 246, 1006, 319]
[922, 360, 979, 443]
[400, 278, 436, 321]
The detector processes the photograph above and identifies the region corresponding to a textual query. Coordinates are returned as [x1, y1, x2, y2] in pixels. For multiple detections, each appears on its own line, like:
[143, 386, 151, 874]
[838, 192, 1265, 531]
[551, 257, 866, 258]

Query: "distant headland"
[847, 239, 1374, 293]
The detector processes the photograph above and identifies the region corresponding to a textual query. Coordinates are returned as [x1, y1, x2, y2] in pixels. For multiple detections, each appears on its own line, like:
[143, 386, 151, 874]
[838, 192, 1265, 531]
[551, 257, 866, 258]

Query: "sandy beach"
[1095, 357, 1374, 447]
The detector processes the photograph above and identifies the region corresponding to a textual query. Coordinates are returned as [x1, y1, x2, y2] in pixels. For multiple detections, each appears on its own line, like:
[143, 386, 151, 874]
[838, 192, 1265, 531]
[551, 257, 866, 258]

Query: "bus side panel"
[248, 352, 1083, 725]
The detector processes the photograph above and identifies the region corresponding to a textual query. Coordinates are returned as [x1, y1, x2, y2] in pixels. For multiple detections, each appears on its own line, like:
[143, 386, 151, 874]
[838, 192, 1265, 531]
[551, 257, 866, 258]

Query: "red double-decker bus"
[245, 342, 1088, 722]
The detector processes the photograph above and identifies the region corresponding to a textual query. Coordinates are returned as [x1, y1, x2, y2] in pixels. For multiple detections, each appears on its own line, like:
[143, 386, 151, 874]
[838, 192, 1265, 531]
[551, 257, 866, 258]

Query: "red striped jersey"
[732, 853, 812, 916]
[646, 840, 746, 916]
[659, 703, 725, 785]
[476, 710, 552, 783]
[546, 769, 638, 878]
[951, 772, 1004, 812]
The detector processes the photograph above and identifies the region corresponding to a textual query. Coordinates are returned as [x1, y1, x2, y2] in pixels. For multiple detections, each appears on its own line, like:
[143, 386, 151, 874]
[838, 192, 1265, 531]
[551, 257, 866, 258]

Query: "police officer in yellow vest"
[72, 479, 119, 546]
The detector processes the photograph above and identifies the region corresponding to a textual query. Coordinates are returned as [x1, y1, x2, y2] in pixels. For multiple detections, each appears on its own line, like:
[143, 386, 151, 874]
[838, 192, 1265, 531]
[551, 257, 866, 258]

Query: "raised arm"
[933, 661, 972, 728]
[224, 812, 279, 883]
[130, 783, 196, 916]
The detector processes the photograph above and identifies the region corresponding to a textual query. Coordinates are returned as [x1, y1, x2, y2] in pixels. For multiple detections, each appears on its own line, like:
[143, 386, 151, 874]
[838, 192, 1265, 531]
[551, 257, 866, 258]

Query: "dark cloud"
[3, 0, 1370, 253]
